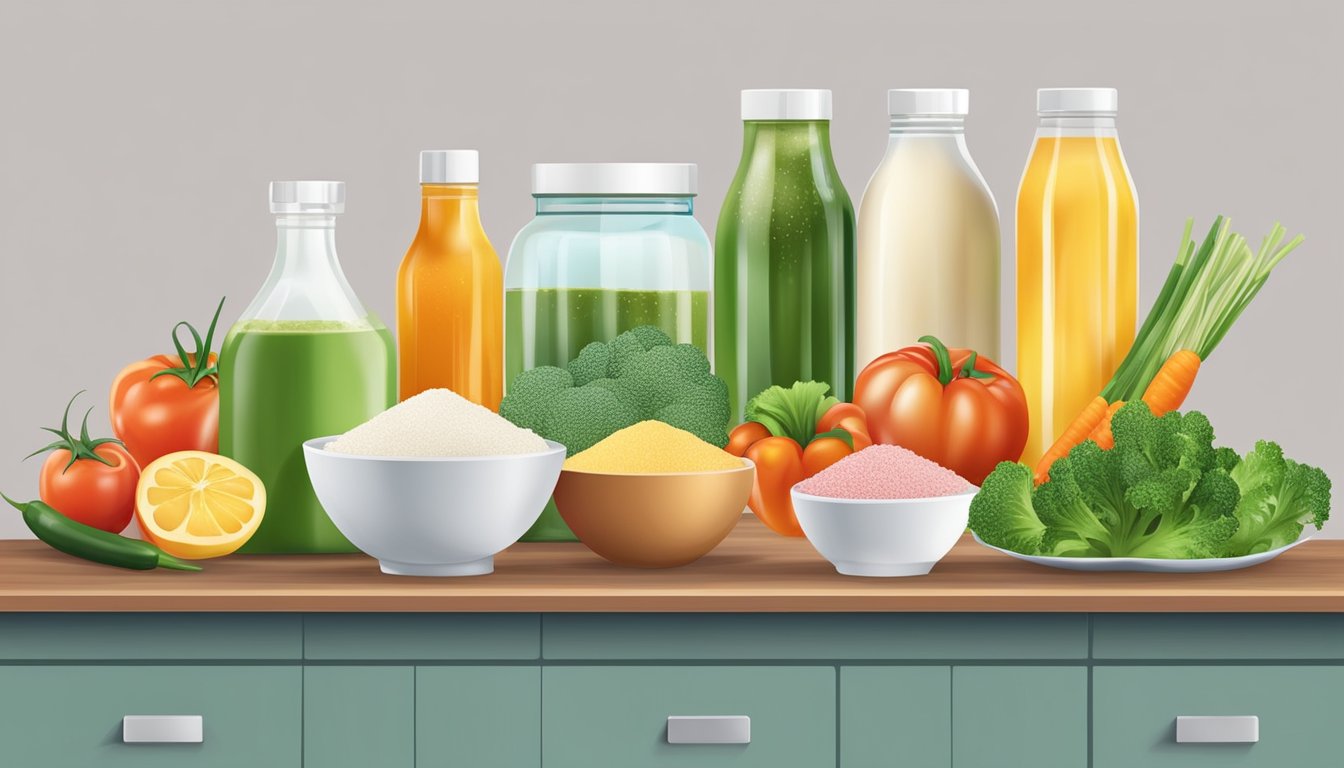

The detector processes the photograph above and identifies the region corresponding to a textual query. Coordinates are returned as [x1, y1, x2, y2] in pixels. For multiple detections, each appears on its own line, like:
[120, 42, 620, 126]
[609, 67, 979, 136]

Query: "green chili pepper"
[3, 493, 200, 572]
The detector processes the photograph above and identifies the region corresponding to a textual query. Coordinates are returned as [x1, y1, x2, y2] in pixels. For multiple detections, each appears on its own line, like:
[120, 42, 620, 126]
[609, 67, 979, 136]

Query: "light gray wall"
[2, 0, 1340, 538]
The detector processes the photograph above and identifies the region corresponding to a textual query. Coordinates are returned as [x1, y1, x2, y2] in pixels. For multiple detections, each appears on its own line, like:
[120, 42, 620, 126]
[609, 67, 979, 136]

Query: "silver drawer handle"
[667, 715, 750, 744]
[122, 715, 204, 744]
[1176, 715, 1258, 743]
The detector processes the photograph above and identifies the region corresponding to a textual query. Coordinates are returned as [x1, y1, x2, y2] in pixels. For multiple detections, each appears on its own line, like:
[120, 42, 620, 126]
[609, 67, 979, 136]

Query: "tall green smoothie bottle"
[220, 181, 395, 553]
[716, 89, 856, 419]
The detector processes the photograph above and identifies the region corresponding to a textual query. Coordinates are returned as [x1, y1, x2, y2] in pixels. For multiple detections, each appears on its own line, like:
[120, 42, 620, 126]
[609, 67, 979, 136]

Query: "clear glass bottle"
[1017, 88, 1138, 465]
[856, 89, 1000, 369]
[398, 150, 503, 408]
[505, 162, 712, 541]
[220, 181, 396, 554]
[715, 89, 855, 421]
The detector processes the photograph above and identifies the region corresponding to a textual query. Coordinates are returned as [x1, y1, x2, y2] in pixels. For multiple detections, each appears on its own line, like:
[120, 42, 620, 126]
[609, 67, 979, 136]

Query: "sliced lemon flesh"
[136, 451, 266, 559]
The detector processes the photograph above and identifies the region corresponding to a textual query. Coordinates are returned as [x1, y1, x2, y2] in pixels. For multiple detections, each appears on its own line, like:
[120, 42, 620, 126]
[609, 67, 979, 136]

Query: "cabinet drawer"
[418, 666, 540, 768]
[953, 666, 1088, 768]
[840, 667, 950, 767]
[1094, 666, 1344, 767]
[543, 666, 835, 767]
[0, 666, 301, 768]
[305, 667, 413, 768]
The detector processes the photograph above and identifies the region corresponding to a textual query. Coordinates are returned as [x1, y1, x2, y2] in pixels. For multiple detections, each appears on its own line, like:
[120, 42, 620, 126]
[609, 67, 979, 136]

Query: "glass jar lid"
[532, 163, 696, 196]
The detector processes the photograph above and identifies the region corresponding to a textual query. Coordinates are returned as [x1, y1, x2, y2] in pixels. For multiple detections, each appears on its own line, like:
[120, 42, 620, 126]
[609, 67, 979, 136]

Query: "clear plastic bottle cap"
[741, 89, 832, 121]
[269, 181, 345, 214]
[420, 150, 479, 184]
[1037, 88, 1118, 115]
[888, 88, 969, 116]
[532, 163, 697, 196]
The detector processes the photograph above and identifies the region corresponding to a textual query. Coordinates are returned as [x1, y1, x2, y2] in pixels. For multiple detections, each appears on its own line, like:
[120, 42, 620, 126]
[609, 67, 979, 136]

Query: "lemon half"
[135, 451, 266, 559]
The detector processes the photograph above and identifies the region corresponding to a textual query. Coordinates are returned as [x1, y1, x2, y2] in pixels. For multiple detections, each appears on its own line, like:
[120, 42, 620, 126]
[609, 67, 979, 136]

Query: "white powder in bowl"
[326, 389, 549, 457]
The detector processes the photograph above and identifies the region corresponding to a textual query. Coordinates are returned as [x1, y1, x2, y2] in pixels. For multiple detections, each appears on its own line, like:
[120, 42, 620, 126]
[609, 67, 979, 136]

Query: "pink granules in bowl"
[796, 445, 973, 500]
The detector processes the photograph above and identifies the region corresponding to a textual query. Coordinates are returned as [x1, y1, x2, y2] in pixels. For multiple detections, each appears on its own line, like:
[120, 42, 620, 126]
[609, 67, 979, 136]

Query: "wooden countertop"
[1, 518, 1341, 613]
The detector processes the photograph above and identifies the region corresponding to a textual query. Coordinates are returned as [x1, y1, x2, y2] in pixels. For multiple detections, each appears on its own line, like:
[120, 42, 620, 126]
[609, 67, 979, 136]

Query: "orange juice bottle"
[397, 150, 503, 408]
[1017, 88, 1138, 465]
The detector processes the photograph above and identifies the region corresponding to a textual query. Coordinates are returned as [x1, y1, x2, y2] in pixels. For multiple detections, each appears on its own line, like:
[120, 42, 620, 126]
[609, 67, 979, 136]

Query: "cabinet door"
[417, 666, 540, 768]
[304, 666, 414, 768]
[0, 666, 300, 768]
[1093, 666, 1344, 767]
[543, 666, 836, 768]
[952, 666, 1087, 768]
[840, 666, 951, 767]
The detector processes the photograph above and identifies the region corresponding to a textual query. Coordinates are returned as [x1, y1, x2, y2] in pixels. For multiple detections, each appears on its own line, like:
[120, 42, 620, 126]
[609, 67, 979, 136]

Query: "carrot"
[1033, 395, 1109, 484]
[1140, 349, 1201, 417]
[1086, 400, 1126, 451]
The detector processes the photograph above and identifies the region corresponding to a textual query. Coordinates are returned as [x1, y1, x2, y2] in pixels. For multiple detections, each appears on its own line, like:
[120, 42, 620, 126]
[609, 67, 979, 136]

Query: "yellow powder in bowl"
[563, 421, 744, 474]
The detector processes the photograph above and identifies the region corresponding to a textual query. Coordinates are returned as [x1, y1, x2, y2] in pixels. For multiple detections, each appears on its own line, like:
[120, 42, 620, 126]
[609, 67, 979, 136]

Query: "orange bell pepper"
[726, 382, 872, 536]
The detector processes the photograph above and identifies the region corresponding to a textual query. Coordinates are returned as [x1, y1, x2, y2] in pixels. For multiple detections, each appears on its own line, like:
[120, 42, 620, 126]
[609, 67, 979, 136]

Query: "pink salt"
[796, 444, 972, 500]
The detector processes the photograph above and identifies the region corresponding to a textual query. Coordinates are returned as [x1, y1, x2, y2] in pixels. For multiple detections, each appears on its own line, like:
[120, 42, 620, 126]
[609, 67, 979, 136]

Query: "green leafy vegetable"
[970, 402, 1331, 559]
[499, 327, 729, 456]
[744, 381, 838, 446]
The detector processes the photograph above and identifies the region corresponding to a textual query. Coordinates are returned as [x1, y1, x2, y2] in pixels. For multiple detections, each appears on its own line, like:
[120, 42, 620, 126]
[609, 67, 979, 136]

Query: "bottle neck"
[888, 115, 966, 137]
[534, 196, 694, 215]
[740, 120, 840, 169]
[420, 184, 484, 235]
[274, 214, 339, 267]
[1036, 114, 1118, 137]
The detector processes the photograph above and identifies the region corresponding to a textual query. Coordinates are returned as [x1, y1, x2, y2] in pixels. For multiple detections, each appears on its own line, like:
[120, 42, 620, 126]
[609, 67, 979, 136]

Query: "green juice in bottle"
[219, 182, 395, 554]
[715, 89, 856, 419]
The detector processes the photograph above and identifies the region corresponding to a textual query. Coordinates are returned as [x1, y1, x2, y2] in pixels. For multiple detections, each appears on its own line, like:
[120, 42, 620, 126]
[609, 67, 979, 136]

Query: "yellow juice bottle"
[1017, 88, 1138, 465]
[398, 150, 503, 409]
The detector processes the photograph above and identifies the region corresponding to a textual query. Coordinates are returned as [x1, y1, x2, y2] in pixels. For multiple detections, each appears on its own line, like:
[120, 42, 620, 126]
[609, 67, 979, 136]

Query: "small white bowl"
[791, 487, 975, 577]
[303, 437, 566, 577]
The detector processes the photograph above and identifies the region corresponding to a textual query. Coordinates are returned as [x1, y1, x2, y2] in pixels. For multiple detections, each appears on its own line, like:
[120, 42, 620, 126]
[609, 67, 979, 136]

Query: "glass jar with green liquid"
[716, 89, 856, 419]
[505, 163, 712, 541]
[220, 181, 395, 553]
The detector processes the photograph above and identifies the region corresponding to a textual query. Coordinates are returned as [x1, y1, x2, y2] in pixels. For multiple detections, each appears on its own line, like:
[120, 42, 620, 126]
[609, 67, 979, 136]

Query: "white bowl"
[791, 488, 975, 577]
[303, 437, 565, 577]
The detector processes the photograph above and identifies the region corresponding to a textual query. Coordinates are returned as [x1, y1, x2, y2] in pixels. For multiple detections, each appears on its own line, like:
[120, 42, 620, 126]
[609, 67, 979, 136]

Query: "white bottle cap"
[420, 150, 479, 184]
[532, 163, 697, 196]
[741, 89, 832, 121]
[888, 88, 969, 116]
[269, 181, 345, 214]
[1037, 88, 1118, 115]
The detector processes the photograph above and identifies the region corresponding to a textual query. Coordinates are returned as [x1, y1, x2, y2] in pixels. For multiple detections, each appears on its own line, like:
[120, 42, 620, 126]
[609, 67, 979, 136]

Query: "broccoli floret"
[497, 325, 730, 455]
[654, 377, 731, 447]
[500, 366, 573, 433]
[969, 462, 1046, 555]
[566, 342, 612, 387]
[1224, 441, 1332, 556]
[540, 387, 640, 456]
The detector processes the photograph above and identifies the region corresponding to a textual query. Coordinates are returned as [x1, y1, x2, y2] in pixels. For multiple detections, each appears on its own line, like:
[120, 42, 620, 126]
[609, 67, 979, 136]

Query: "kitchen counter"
[1, 518, 1340, 613]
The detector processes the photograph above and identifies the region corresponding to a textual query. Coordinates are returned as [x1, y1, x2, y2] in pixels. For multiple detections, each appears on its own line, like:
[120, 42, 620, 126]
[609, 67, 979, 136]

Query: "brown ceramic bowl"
[551, 459, 755, 568]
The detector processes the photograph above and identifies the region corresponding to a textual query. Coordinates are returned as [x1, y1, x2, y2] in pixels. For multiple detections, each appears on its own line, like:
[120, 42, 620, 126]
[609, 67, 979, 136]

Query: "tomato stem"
[26, 392, 125, 473]
[150, 297, 226, 389]
[918, 335, 955, 386]
[958, 352, 996, 380]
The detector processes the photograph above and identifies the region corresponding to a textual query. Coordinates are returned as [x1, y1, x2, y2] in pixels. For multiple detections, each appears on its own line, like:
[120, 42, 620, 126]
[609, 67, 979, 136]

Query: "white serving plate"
[970, 533, 1312, 573]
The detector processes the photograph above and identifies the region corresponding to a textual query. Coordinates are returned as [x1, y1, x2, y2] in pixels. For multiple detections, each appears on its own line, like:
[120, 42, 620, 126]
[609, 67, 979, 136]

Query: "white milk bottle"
[855, 89, 1000, 368]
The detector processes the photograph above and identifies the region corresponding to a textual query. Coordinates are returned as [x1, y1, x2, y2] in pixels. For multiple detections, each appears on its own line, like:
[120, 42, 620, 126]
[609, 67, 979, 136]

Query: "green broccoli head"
[566, 342, 612, 387]
[540, 387, 641, 457]
[499, 366, 573, 434]
[654, 377, 731, 448]
[969, 462, 1046, 555]
[498, 325, 730, 456]
[1224, 441, 1332, 556]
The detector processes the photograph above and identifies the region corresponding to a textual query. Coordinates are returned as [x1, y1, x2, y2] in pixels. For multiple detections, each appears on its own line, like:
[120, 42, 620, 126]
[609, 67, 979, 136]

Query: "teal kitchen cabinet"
[0, 665, 301, 768]
[417, 666, 540, 768]
[952, 666, 1089, 768]
[542, 666, 836, 768]
[840, 666, 952, 767]
[304, 666, 414, 768]
[1093, 666, 1344, 767]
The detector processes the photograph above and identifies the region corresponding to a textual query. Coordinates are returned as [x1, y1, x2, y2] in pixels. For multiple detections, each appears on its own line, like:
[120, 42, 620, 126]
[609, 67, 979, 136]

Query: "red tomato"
[852, 336, 1028, 485]
[109, 300, 225, 468]
[39, 443, 139, 533]
[110, 352, 219, 468]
